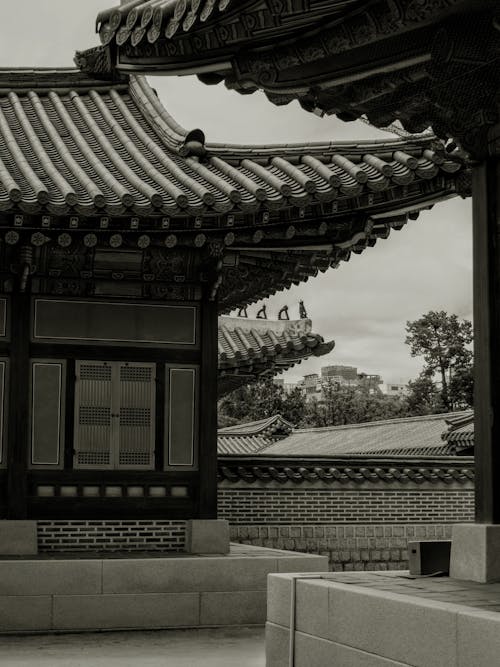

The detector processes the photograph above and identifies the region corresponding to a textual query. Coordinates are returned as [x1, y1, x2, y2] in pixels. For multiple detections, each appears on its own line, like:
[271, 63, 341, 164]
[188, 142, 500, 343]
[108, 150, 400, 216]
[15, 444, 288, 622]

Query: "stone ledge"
[0, 546, 327, 633]
[267, 572, 500, 667]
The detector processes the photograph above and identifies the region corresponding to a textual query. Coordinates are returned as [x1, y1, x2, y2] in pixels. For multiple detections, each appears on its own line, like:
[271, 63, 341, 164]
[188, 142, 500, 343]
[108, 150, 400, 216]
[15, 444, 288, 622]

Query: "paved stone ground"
[323, 570, 500, 611]
[0, 627, 266, 666]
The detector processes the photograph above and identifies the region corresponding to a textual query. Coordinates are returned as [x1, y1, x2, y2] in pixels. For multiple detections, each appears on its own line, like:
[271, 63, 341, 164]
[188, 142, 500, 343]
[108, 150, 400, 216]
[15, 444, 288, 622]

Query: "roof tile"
[0, 69, 466, 221]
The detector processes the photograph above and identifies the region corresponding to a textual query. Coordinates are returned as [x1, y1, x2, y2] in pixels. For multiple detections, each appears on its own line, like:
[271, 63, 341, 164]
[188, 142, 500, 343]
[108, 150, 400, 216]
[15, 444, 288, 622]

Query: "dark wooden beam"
[6, 293, 31, 519]
[473, 159, 500, 522]
[198, 291, 218, 519]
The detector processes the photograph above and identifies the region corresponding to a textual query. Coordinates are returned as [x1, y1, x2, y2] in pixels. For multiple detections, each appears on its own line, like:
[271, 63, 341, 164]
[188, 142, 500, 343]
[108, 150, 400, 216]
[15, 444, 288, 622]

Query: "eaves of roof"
[0, 68, 466, 221]
[442, 410, 474, 447]
[218, 316, 334, 369]
[95, 0, 352, 49]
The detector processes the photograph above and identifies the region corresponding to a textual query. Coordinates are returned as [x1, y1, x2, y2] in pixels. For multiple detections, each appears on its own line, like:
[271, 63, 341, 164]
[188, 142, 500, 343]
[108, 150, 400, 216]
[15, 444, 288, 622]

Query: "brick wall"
[218, 488, 475, 524]
[230, 523, 454, 571]
[38, 520, 186, 552]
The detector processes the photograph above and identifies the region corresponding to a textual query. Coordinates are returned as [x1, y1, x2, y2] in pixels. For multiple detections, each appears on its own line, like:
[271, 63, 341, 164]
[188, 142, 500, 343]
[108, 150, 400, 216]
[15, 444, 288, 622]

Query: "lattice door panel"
[74, 361, 113, 468]
[118, 363, 155, 468]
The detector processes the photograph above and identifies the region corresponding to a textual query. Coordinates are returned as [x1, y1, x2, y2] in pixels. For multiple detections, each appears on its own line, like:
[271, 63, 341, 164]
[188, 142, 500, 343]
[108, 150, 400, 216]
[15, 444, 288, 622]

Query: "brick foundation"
[37, 520, 186, 552]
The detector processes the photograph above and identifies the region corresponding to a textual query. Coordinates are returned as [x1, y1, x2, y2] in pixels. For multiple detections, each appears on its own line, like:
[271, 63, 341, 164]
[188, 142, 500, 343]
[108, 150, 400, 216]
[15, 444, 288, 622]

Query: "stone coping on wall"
[267, 571, 500, 667]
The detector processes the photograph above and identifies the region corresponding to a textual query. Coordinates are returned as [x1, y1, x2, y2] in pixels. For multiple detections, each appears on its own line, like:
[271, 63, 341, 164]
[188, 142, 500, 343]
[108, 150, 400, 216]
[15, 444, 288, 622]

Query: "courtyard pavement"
[0, 627, 266, 667]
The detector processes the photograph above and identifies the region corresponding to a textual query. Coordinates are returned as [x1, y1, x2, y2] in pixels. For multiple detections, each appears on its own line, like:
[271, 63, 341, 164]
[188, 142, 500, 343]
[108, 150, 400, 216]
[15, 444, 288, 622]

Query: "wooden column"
[6, 293, 31, 519]
[198, 291, 218, 519]
[473, 158, 500, 523]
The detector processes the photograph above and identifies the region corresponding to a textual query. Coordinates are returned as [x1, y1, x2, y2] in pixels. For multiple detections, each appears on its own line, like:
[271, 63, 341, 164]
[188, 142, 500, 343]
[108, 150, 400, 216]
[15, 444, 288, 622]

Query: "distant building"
[302, 374, 322, 400]
[357, 373, 383, 395]
[321, 365, 358, 382]
[273, 378, 299, 395]
[383, 383, 409, 397]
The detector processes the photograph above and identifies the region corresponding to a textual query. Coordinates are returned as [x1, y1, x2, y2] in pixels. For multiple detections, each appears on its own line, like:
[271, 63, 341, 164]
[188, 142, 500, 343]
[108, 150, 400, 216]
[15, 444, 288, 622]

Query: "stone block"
[53, 593, 199, 630]
[457, 608, 500, 667]
[276, 554, 328, 573]
[295, 632, 412, 667]
[0, 521, 37, 555]
[296, 579, 329, 638]
[0, 560, 102, 595]
[185, 520, 229, 554]
[0, 596, 52, 632]
[200, 591, 266, 626]
[450, 524, 500, 582]
[103, 556, 277, 594]
[267, 574, 292, 627]
[266, 622, 290, 667]
[327, 583, 458, 667]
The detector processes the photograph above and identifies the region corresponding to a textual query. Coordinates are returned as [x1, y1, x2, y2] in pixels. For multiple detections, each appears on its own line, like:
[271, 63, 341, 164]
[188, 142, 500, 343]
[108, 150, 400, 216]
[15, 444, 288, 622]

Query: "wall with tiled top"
[229, 523, 455, 571]
[219, 485, 473, 570]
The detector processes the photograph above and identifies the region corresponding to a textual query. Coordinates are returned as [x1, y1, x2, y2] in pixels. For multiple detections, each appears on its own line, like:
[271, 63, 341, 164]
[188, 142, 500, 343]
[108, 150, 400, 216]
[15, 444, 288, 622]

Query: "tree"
[404, 372, 445, 416]
[300, 381, 408, 427]
[218, 377, 307, 426]
[405, 311, 473, 411]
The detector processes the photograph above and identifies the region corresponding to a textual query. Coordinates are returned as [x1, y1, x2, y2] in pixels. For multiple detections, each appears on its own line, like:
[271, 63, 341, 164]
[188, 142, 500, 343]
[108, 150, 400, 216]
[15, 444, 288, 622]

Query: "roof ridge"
[218, 413, 294, 435]
[292, 411, 467, 434]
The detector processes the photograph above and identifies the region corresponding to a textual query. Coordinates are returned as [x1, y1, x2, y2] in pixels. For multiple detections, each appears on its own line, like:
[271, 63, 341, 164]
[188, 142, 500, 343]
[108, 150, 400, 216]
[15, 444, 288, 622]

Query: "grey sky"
[1, 1, 473, 384]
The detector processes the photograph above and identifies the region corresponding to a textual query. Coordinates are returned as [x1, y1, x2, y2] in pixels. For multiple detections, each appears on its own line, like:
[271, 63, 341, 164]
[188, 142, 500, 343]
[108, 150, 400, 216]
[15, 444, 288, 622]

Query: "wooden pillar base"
[185, 520, 230, 554]
[0, 520, 37, 555]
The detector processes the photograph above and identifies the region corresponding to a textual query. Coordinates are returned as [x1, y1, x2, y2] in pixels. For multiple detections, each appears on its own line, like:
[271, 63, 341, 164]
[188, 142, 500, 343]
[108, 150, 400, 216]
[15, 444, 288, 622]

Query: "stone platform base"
[0, 544, 327, 633]
[267, 570, 500, 667]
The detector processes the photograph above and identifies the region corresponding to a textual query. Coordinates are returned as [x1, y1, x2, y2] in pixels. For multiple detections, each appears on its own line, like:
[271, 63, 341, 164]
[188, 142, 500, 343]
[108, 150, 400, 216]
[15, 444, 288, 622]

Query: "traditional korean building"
[87, 0, 500, 587]
[0, 26, 471, 552]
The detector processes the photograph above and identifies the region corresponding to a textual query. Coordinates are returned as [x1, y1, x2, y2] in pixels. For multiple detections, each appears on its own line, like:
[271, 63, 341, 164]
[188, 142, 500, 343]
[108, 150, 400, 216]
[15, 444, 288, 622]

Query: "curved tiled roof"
[217, 317, 332, 394]
[218, 414, 294, 455]
[97, 0, 234, 47]
[218, 316, 333, 395]
[0, 68, 470, 311]
[96, 0, 356, 49]
[218, 413, 294, 437]
[217, 455, 475, 486]
[217, 434, 276, 456]
[218, 316, 333, 369]
[259, 412, 466, 457]
[442, 411, 474, 451]
[95, 0, 493, 160]
[0, 68, 465, 220]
